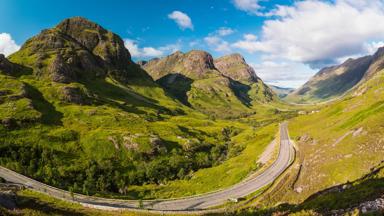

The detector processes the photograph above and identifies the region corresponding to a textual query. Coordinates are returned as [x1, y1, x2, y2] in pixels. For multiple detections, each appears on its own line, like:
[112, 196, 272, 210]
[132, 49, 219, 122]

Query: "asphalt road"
[0, 122, 294, 212]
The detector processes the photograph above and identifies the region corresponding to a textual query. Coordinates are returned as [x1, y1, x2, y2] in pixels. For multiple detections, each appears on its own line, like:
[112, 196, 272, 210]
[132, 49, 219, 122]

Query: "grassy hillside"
[248, 69, 384, 214]
[0, 17, 297, 201]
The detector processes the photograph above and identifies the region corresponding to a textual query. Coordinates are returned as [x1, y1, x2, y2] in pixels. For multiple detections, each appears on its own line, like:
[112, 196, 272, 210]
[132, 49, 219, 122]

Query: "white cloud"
[243, 34, 257, 41]
[203, 27, 235, 53]
[364, 41, 384, 55]
[217, 27, 235, 36]
[168, 11, 194, 30]
[233, 0, 384, 68]
[232, 0, 262, 15]
[204, 36, 231, 52]
[251, 60, 316, 88]
[0, 33, 20, 56]
[124, 39, 181, 58]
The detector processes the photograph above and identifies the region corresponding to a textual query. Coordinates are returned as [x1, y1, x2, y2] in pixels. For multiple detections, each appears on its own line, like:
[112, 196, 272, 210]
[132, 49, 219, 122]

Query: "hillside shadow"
[23, 83, 63, 125]
[0, 57, 33, 77]
[81, 78, 174, 115]
[156, 73, 193, 106]
[16, 195, 85, 216]
[112, 63, 160, 88]
[313, 60, 371, 99]
[229, 79, 252, 107]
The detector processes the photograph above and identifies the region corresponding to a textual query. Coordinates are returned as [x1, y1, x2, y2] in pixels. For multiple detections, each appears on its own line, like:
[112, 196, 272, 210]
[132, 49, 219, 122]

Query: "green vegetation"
[5, 16, 384, 216]
[0, 17, 296, 201]
[233, 70, 384, 215]
[0, 189, 164, 216]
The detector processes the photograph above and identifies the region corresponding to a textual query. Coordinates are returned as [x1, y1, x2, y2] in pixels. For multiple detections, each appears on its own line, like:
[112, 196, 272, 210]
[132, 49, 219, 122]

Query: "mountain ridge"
[286, 47, 384, 103]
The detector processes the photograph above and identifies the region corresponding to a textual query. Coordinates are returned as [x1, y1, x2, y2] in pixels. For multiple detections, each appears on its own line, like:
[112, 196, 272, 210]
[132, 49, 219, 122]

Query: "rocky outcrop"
[143, 50, 219, 80]
[214, 53, 258, 83]
[56, 17, 132, 70]
[49, 54, 77, 83]
[60, 86, 90, 105]
[364, 47, 384, 79]
[182, 50, 216, 78]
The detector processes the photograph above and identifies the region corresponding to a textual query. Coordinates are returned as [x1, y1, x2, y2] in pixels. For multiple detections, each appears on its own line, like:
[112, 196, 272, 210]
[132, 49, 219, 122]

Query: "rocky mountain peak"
[214, 53, 258, 83]
[182, 50, 216, 72]
[56, 17, 132, 69]
[7, 17, 146, 84]
[372, 46, 384, 61]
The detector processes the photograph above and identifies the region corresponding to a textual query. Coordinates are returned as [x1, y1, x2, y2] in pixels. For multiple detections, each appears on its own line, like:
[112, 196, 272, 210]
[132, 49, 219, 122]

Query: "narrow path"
[0, 122, 295, 212]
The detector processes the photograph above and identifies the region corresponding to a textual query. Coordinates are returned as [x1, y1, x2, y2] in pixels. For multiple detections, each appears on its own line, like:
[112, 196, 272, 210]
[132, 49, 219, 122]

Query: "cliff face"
[214, 53, 259, 83]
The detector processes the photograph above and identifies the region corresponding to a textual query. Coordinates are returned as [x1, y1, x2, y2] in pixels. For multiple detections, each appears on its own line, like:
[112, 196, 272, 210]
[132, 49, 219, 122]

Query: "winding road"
[0, 122, 295, 212]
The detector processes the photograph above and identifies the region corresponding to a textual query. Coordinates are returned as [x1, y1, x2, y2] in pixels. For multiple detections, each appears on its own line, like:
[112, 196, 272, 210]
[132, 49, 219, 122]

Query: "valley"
[0, 15, 384, 216]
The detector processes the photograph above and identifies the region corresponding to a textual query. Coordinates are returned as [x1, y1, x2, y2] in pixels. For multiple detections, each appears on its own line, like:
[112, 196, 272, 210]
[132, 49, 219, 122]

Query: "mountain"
[286, 56, 373, 103]
[269, 85, 294, 98]
[287, 46, 384, 103]
[0, 17, 297, 204]
[254, 62, 384, 215]
[142, 51, 275, 116]
[1, 17, 283, 201]
[214, 53, 258, 83]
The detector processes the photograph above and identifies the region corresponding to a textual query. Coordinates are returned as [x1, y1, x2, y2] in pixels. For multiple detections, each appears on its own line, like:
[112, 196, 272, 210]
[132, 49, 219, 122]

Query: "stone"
[60, 86, 89, 105]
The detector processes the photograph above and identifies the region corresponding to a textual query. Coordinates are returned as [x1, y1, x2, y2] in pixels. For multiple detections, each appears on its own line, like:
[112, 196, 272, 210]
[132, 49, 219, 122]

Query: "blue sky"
[2, 0, 384, 88]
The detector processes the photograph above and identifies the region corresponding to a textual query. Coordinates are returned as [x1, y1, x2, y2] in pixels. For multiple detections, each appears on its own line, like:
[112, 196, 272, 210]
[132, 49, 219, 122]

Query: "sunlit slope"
[269, 69, 384, 205]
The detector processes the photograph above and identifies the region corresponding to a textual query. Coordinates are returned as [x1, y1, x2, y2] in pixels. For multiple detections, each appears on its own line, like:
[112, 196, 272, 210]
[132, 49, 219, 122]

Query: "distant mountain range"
[286, 47, 384, 103]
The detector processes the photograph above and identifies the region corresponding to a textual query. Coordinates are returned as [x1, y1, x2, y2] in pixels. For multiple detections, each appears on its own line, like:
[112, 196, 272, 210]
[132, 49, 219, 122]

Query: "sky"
[2, 0, 384, 88]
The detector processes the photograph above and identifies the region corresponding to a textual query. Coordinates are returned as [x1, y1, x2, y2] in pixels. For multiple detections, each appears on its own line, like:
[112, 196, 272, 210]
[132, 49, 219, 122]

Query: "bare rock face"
[49, 54, 77, 83]
[182, 50, 216, 77]
[143, 50, 219, 80]
[364, 47, 384, 79]
[60, 86, 90, 105]
[214, 53, 259, 83]
[56, 17, 132, 70]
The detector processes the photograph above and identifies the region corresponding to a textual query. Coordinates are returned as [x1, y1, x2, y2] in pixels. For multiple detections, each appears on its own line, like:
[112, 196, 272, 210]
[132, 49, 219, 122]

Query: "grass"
[125, 123, 278, 199]
[1, 189, 169, 216]
[0, 61, 293, 200]
[248, 70, 384, 212]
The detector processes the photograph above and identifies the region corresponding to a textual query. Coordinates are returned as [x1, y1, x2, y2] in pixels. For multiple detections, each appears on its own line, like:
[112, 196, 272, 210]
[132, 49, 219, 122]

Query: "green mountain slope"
[0, 17, 292, 201]
[255, 67, 384, 214]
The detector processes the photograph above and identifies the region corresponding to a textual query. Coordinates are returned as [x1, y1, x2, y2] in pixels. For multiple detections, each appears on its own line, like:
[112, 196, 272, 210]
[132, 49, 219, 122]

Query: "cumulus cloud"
[124, 39, 180, 58]
[233, 0, 384, 68]
[0, 33, 20, 56]
[232, 0, 262, 14]
[251, 60, 316, 88]
[216, 27, 235, 36]
[204, 36, 231, 52]
[168, 11, 194, 30]
[204, 27, 235, 53]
